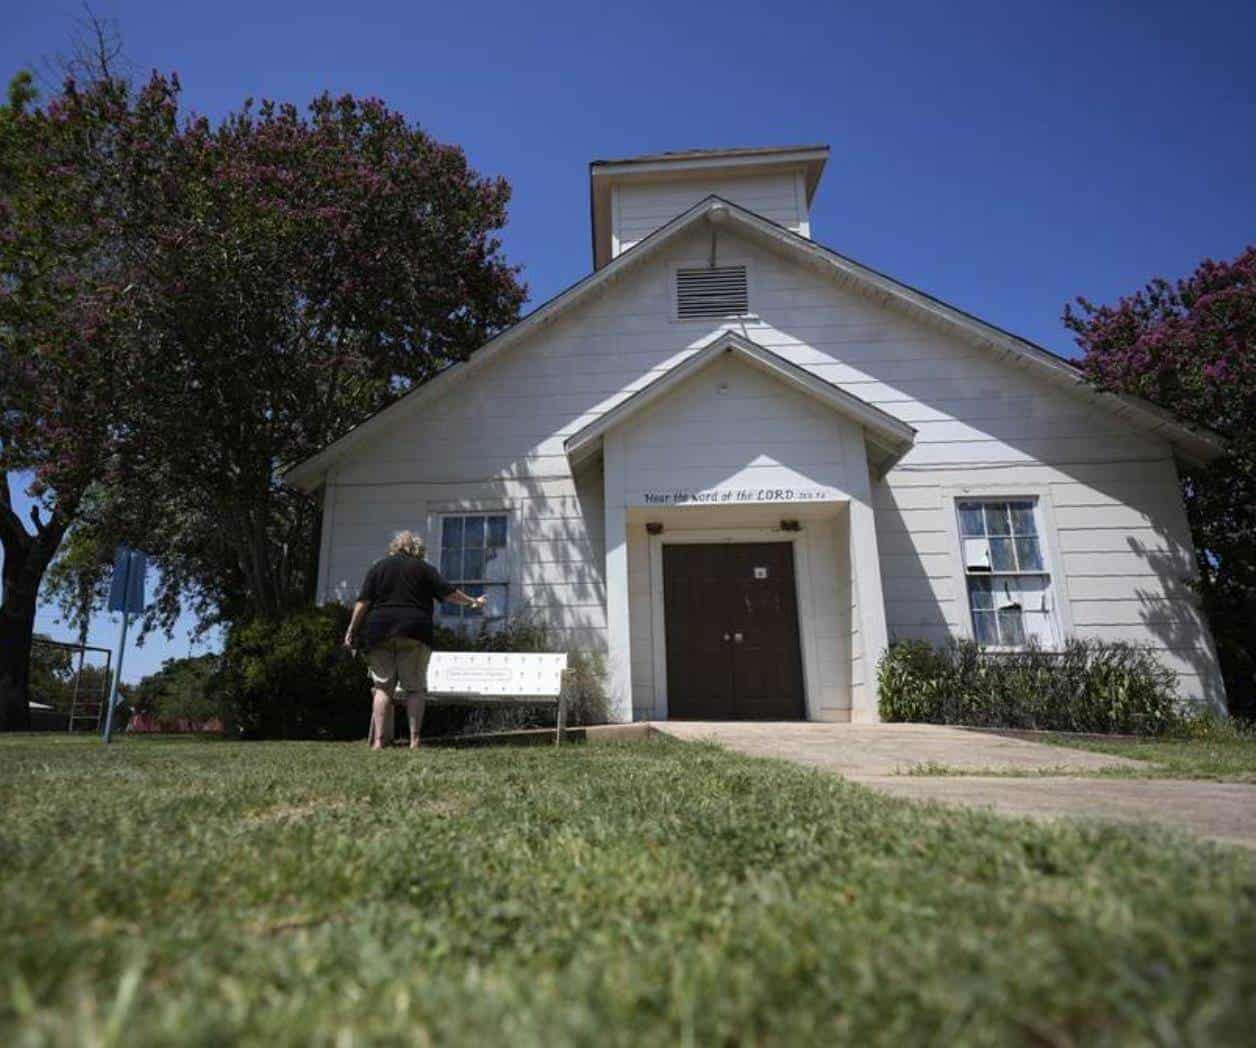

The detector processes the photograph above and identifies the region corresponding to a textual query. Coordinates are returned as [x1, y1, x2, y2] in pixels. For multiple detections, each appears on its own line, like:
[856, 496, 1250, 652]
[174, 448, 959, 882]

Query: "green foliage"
[2, 736, 1255, 1044]
[213, 606, 609, 741]
[878, 638, 1184, 735]
[213, 605, 368, 740]
[1169, 710, 1256, 743]
[26, 638, 118, 717]
[26, 637, 73, 709]
[130, 654, 221, 725]
[1028, 730, 1256, 783]
[563, 650, 610, 726]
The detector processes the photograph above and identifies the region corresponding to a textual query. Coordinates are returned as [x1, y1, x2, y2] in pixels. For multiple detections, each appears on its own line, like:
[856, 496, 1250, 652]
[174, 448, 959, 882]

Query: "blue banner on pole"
[107, 544, 147, 614]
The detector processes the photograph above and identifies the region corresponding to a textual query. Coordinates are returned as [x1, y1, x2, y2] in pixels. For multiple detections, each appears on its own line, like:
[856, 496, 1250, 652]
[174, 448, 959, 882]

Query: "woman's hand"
[451, 589, 489, 612]
[345, 600, 369, 653]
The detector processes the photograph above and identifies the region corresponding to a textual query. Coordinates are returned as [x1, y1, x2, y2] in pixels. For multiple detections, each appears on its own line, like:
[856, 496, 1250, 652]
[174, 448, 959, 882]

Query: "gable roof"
[282, 195, 1224, 491]
[590, 144, 830, 168]
[564, 331, 916, 479]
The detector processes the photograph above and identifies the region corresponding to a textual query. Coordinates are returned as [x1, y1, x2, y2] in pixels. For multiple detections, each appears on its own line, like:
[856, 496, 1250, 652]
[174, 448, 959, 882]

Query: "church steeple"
[588, 145, 828, 269]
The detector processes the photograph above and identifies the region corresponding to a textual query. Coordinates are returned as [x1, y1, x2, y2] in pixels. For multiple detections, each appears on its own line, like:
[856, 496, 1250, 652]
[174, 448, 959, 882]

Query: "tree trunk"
[0, 586, 38, 732]
[1, 481, 68, 732]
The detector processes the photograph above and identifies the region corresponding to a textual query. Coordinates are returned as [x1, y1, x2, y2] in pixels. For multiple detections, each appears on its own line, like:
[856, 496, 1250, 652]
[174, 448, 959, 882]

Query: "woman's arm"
[446, 590, 488, 611]
[344, 600, 370, 651]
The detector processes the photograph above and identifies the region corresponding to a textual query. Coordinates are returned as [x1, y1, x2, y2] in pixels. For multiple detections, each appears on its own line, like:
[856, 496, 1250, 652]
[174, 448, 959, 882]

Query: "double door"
[662, 542, 805, 720]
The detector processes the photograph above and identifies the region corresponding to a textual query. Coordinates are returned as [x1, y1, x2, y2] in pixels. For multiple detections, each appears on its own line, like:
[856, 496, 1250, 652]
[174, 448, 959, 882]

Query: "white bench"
[422, 652, 570, 744]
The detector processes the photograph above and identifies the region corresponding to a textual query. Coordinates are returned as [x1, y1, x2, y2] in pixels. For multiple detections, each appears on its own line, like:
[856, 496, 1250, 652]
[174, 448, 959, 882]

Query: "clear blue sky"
[4, 0, 1254, 680]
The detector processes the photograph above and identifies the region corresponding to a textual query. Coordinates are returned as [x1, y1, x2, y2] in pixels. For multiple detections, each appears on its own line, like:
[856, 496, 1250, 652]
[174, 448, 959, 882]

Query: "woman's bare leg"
[404, 693, 426, 748]
[370, 687, 394, 749]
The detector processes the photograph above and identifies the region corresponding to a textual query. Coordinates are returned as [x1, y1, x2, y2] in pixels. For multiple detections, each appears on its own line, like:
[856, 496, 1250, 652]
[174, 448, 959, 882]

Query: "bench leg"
[556, 692, 567, 746]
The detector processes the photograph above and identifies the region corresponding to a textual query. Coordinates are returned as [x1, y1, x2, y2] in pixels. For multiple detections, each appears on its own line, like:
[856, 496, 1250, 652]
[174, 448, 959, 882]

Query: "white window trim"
[667, 256, 760, 325]
[940, 483, 1074, 652]
[425, 503, 515, 626]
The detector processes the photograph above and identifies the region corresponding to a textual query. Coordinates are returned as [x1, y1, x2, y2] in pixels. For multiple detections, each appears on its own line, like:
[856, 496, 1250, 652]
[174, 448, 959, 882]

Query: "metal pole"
[68, 643, 85, 733]
[102, 551, 132, 745]
[100, 646, 113, 734]
[101, 611, 129, 744]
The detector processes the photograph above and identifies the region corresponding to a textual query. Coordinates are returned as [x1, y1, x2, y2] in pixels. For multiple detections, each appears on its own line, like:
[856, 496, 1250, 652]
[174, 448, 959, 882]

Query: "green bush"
[877, 638, 1184, 735]
[1169, 709, 1255, 742]
[213, 604, 368, 740]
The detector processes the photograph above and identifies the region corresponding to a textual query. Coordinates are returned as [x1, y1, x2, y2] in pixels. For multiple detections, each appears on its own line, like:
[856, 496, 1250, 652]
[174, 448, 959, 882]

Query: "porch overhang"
[563, 331, 916, 479]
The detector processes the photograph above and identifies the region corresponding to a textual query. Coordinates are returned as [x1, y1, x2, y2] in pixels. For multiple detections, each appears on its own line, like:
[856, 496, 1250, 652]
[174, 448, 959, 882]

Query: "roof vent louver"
[676, 265, 749, 320]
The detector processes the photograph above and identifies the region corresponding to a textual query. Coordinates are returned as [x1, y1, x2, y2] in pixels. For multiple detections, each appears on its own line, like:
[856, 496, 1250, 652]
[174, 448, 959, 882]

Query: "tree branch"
[0, 471, 32, 549]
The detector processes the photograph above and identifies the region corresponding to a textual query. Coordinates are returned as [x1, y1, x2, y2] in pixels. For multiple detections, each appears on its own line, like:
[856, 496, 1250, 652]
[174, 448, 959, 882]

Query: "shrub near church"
[878, 638, 1184, 735]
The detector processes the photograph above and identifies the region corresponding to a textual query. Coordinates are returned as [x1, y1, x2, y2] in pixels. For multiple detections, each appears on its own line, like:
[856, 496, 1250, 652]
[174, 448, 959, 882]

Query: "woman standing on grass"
[344, 531, 486, 749]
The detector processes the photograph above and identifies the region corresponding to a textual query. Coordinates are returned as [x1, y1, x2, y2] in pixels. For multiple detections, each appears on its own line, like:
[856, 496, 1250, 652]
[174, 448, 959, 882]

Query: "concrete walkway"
[648, 722, 1256, 849]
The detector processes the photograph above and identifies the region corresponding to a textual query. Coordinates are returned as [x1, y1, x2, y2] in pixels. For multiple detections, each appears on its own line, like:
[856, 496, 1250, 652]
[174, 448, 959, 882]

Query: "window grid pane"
[1009, 502, 1037, 536]
[1015, 536, 1043, 571]
[440, 514, 508, 622]
[960, 499, 1045, 576]
[958, 503, 986, 537]
[985, 503, 1012, 535]
[989, 537, 1016, 572]
[996, 606, 1026, 647]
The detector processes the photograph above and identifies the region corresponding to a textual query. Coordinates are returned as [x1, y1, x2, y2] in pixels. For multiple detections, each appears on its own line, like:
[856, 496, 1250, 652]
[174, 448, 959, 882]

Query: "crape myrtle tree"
[1065, 247, 1256, 717]
[44, 88, 526, 650]
[0, 70, 181, 730]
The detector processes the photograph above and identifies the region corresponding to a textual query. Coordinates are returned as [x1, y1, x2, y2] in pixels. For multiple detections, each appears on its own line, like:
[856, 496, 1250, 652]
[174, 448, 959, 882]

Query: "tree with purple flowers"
[1065, 247, 1256, 717]
[2, 70, 525, 730]
[0, 70, 181, 730]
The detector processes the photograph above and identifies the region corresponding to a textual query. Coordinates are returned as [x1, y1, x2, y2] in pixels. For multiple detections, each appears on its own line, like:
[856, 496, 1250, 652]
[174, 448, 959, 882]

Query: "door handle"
[733, 632, 744, 644]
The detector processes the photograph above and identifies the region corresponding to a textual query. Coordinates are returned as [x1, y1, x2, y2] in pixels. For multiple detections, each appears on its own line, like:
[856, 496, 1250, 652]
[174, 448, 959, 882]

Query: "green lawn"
[1038, 733, 1256, 783]
[3, 735, 1255, 1046]
[904, 734, 1256, 782]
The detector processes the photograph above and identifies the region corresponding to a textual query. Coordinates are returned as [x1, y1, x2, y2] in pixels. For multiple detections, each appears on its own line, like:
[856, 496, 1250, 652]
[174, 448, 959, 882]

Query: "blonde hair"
[387, 530, 426, 558]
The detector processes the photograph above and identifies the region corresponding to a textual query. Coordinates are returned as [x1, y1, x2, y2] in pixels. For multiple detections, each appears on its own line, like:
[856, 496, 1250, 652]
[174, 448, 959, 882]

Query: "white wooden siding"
[618, 352, 859, 503]
[614, 171, 807, 256]
[321, 221, 1224, 712]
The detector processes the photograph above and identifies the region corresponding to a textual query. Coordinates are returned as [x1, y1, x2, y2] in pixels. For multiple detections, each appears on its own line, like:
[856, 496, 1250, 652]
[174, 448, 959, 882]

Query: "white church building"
[284, 145, 1226, 722]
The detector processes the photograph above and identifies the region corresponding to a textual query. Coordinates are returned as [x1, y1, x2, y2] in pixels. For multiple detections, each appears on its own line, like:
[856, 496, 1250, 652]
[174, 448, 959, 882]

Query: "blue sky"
[4, 0, 1254, 680]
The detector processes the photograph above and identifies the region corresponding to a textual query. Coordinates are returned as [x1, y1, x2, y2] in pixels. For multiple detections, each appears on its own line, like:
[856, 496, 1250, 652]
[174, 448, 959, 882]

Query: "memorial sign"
[426, 652, 568, 697]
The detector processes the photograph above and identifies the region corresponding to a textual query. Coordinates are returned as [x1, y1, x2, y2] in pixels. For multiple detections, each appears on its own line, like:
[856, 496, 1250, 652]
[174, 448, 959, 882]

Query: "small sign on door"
[753, 566, 769, 579]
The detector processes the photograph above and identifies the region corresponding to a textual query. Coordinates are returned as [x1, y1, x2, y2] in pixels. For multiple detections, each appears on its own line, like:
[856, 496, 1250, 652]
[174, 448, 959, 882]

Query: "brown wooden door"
[662, 542, 805, 720]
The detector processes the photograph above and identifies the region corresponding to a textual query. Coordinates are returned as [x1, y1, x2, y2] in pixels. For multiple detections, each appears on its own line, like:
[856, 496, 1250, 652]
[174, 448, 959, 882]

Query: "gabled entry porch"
[564, 331, 916, 724]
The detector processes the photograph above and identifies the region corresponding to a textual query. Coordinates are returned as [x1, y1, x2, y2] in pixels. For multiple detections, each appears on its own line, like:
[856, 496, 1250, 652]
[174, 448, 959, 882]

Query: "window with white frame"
[956, 498, 1057, 649]
[438, 513, 508, 622]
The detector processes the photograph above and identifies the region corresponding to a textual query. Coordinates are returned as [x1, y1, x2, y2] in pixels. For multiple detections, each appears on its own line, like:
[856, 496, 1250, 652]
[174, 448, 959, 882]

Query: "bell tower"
[588, 145, 829, 269]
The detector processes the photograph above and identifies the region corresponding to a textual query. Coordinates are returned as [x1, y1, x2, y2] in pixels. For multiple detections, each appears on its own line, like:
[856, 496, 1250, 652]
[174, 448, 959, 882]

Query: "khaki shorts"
[366, 637, 431, 697]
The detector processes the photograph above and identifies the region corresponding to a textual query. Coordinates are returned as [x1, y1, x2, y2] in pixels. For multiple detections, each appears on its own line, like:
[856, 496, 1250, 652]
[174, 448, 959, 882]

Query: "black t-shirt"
[356, 554, 456, 650]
